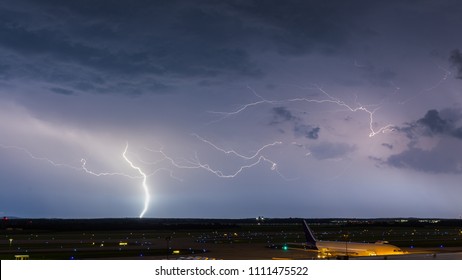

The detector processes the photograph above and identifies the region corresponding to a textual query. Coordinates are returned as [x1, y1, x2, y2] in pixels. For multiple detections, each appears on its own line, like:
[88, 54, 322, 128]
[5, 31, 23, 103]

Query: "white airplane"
[302, 220, 406, 259]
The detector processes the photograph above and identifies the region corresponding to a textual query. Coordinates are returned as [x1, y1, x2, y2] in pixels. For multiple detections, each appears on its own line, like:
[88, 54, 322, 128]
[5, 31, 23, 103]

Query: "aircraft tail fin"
[303, 220, 318, 249]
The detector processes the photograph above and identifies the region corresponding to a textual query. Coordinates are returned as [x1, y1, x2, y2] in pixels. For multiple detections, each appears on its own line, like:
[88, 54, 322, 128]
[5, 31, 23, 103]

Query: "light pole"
[344, 234, 349, 259]
[165, 236, 171, 259]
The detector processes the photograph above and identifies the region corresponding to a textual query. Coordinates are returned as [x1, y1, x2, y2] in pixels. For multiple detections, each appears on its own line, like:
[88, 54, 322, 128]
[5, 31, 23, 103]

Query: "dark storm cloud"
[386, 146, 462, 174]
[381, 143, 393, 150]
[0, 0, 261, 94]
[227, 0, 373, 55]
[0, 0, 379, 95]
[294, 125, 320, 140]
[418, 109, 448, 135]
[0, 10, 161, 75]
[395, 108, 462, 140]
[309, 142, 356, 160]
[270, 107, 320, 139]
[417, 109, 462, 139]
[271, 107, 296, 123]
[449, 49, 462, 79]
[383, 108, 462, 174]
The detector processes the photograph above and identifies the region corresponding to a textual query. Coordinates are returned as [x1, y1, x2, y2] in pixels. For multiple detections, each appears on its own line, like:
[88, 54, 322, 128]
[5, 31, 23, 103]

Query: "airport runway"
[2, 218, 462, 260]
[356, 251, 462, 260]
[149, 238, 462, 260]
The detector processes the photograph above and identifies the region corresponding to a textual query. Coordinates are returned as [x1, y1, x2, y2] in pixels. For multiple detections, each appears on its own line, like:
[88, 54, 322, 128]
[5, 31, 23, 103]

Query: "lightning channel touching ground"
[2, 136, 288, 218]
[122, 143, 149, 218]
[1, 142, 150, 217]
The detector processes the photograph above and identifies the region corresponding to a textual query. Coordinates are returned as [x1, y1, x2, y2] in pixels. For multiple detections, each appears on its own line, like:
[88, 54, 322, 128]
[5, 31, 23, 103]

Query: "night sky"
[1, 0, 462, 218]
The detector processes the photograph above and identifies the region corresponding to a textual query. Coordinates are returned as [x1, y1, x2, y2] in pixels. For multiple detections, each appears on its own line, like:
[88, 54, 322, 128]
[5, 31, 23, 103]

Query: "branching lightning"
[0, 81, 400, 218]
[0, 144, 81, 171]
[188, 133, 292, 179]
[192, 153, 279, 178]
[80, 158, 139, 179]
[288, 86, 394, 137]
[209, 85, 394, 138]
[141, 135, 288, 179]
[191, 133, 282, 160]
[398, 65, 452, 105]
[3, 135, 285, 218]
[0, 137, 284, 218]
[0, 142, 152, 217]
[207, 86, 274, 125]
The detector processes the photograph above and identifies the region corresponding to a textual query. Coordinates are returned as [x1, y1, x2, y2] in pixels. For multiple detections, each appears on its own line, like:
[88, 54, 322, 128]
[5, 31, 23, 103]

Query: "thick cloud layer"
[450, 49, 462, 79]
[383, 108, 462, 174]
[1, 0, 462, 218]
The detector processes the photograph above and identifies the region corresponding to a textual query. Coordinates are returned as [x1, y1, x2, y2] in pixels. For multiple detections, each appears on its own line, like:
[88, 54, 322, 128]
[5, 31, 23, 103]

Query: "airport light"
[282, 245, 288, 250]
[344, 234, 349, 259]
[9, 238, 13, 246]
[165, 236, 172, 259]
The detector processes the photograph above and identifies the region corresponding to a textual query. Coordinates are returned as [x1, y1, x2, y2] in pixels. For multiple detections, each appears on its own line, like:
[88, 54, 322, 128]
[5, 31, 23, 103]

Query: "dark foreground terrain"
[1, 218, 462, 260]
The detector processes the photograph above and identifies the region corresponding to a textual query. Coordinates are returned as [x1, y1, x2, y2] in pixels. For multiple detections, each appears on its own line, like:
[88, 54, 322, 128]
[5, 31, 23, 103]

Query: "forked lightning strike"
[0, 144, 81, 170]
[210, 85, 394, 137]
[122, 143, 150, 218]
[398, 66, 452, 104]
[193, 153, 278, 178]
[191, 133, 282, 160]
[1, 135, 286, 218]
[142, 134, 288, 179]
[1, 142, 151, 218]
[80, 158, 139, 179]
[289, 86, 394, 137]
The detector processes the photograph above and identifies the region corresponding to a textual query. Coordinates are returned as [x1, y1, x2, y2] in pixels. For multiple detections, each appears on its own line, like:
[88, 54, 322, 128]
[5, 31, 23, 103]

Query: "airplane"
[302, 220, 406, 259]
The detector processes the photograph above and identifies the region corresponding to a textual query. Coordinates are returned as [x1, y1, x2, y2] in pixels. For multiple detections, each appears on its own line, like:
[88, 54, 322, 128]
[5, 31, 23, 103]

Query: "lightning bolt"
[209, 85, 394, 138]
[192, 153, 279, 178]
[140, 134, 290, 180]
[80, 158, 139, 179]
[122, 143, 149, 218]
[1, 142, 152, 217]
[287, 86, 394, 137]
[0, 143, 81, 170]
[398, 65, 452, 105]
[191, 133, 282, 160]
[2, 135, 288, 218]
[189, 134, 292, 179]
